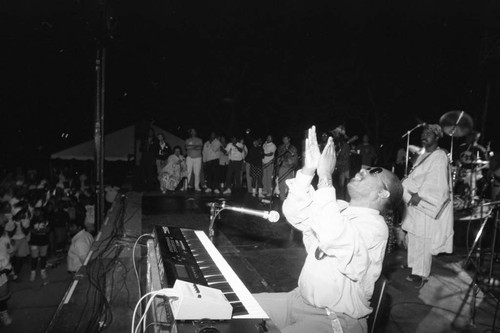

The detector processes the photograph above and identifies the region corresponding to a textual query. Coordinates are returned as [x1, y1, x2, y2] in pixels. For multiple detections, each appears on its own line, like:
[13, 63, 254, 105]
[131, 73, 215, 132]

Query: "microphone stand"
[402, 123, 424, 177]
[207, 201, 227, 243]
[447, 111, 464, 166]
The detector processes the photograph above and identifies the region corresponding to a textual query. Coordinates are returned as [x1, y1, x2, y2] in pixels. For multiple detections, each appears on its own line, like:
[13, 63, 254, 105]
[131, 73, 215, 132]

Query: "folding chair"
[367, 274, 388, 333]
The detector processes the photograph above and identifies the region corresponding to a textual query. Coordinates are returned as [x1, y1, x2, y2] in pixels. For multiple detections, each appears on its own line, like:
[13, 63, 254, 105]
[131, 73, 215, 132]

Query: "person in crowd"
[5, 203, 30, 281]
[331, 125, 351, 200]
[0, 202, 12, 228]
[275, 135, 298, 201]
[243, 129, 254, 193]
[155, 133, 171, 176]
[83, 197, 95, 236]
[48, 200, 70, 253]
[78, 173, 90, 193]
[67, 219, 94, 274]
[28, 207, 50, 281]
[401, 124, 453, 287]
[202, 132, 221, 193]
[0, 222, 13, 326]
[262, 135, 277, 197]
[223, 137, 247, 195]
[254, 126, 403, 333]
[185, 128, 203, 192]
[319, 132, 329, 152]
[246, 138, 265, 197]
[159, 146, 188, 193]
[215, 135, 229, 194]
[356, 134, 378, 168]
[395, 142, 408, 179]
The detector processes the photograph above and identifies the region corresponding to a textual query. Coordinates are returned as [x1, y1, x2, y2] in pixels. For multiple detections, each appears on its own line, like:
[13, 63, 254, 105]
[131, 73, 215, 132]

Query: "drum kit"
[439, 111, 500, 292]
[437, 110, 494, 217]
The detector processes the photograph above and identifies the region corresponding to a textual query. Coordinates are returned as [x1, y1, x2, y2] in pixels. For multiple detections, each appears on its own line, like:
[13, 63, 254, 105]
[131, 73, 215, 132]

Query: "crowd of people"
[140, 125, 383, 202]
[0, 168, 98, 326]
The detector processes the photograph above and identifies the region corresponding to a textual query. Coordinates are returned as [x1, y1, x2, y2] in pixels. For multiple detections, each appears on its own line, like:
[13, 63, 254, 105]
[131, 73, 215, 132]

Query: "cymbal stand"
[486, 206, 499, 288]
[454, 202, 498, 329]
[447, 110, 467, 172]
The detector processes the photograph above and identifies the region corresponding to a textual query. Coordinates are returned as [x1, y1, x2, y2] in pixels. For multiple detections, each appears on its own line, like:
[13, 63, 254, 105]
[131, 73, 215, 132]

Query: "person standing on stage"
[185, 128, 203, 192]
[275, 135, 298, 201]
[246, 138, 265, 198]
[202, 132, 221, 193]
[155, 133, 171, 176]
[223, 137, 247, 195]
[254, 126, 403, 333]
[262, 135, 277, 197]
[401, 124, 454, 287]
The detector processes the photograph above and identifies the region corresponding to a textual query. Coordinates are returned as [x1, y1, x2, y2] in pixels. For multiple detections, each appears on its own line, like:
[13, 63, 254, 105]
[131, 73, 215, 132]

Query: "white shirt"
[402, 148, 453, 255]
[262, 142, 277, 165]
[67, 229, 94, 272]
[283, 170, 388, 319]
[203, 138, 221, 162]
[226, 142, 247, 161]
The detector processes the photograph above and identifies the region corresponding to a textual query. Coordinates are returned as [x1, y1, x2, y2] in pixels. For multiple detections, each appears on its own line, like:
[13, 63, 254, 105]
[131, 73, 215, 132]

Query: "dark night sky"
[1, 0, 500, 167]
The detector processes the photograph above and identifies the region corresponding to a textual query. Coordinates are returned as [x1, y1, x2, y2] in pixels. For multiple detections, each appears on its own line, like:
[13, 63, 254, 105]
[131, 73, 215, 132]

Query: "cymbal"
[472, 159, 489, 165]
[439, 110, 473, 137]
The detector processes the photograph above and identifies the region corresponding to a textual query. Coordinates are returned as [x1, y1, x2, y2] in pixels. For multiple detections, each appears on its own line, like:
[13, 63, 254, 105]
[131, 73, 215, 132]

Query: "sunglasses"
[367, 167, 388, 192]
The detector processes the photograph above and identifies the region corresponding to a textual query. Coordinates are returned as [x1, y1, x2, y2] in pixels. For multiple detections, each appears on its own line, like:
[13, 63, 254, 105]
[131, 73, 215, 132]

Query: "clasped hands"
[302, 126, 337, 179]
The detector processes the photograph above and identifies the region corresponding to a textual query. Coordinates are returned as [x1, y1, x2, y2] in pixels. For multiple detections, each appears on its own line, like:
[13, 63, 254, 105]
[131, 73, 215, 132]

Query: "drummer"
[457, 131, 487, 167]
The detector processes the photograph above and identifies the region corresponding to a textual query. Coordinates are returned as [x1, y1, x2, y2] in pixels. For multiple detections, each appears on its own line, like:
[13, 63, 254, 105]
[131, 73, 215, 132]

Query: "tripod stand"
[452, 201, 500, 330]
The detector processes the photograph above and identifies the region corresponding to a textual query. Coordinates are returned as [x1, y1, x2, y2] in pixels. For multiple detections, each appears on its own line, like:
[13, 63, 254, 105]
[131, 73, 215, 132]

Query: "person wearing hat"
[185, 128, 203, 191]
[401, 124, 454, 287]
[254, 126, 403, 333]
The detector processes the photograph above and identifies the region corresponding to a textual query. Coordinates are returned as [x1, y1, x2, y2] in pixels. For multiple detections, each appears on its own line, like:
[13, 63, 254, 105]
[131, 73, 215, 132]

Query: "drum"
[462, 168, 483, 187]
[453, 195, 468, 211]
[457, 199, 494, 221]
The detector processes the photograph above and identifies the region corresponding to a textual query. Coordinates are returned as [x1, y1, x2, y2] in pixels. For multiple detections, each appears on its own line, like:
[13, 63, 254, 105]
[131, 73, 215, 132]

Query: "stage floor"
[3, 189, 499, 333]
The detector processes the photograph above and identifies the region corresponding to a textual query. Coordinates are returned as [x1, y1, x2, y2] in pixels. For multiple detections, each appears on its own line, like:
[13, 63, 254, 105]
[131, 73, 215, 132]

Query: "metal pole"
[405, 132, 410, 177]
[94, 47, 105, 233]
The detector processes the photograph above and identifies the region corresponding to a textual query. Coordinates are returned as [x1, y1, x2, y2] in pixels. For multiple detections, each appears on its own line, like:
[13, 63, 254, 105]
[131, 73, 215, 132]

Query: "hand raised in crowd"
[317, 136, 336, 179]
[303, 126, 321, 176]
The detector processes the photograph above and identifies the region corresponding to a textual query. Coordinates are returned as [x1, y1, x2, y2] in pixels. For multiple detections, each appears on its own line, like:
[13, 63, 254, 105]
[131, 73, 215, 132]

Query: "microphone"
[208, 202, 280, 222]
[401, 121, 426, 138]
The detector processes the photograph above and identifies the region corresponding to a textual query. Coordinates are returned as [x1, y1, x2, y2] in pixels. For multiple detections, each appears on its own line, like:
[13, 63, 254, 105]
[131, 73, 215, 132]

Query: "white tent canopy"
[50, 125, 185, 162]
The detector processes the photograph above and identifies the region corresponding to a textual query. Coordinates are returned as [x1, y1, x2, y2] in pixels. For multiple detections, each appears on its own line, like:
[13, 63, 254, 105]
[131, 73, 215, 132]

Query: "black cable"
[73, 195, 128, 332]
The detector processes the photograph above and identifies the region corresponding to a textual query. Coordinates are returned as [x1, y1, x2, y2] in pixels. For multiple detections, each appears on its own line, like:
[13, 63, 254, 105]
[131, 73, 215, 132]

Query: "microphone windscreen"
[268, 211, 280, 223]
